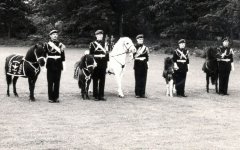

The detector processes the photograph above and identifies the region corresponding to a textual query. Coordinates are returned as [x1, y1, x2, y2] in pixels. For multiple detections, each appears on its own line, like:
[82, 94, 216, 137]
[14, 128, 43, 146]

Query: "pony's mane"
[112, 37, 131, 53]
[164, 57, 173, 70]
[28, 45, 36, 52]
[79, 54, 94, 69]
[28, 42, 44, 53]
[206, 47, 218, 60]
[206, 47, 212, 58]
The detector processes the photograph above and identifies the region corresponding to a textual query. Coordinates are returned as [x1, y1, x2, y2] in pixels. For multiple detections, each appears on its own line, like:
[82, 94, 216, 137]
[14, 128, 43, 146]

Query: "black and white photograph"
[0, 0, 240, 149]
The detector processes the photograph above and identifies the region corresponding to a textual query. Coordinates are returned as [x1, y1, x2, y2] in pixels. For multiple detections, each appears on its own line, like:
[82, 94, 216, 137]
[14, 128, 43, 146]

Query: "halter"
[82, 57, 95, 90]
[23, 47, 44, 75]
[110, 42, 134, 57]
[110, 42, 135, 69]
[85, 57, 95, 70]
[34, 48, 46, 62]
[82, 68, 91, 90]
[24, 60, 40, 75]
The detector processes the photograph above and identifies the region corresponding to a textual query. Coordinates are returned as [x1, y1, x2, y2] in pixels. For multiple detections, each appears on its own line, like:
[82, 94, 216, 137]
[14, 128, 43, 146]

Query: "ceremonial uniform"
[45, 30, 66, 102]
[133, 34, 149, 98]
[89, 30, 109, 100]
[217, 39, 234, 95]
[172, 39, 189, 97]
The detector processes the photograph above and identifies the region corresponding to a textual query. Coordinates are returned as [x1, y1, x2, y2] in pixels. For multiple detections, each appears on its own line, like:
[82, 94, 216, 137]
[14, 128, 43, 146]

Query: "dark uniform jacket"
[133, 44, 149, 70]
[172, 48, 189, 72]
[217, 46, 234, 72]
[45, 40, 65, 71]
[89, 40, 109, 69]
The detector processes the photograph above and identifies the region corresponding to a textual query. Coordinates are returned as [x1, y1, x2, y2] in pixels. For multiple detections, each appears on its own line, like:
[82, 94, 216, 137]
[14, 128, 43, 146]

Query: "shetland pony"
[5, 43, 46, 101]
[202, 47, 219, 93]
[163, 57, 175, 97]
[74, 54, 96, 100]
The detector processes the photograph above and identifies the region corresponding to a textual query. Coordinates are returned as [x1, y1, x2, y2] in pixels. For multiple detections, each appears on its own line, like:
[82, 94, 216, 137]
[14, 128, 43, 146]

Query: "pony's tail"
[5, 56, 12, 85]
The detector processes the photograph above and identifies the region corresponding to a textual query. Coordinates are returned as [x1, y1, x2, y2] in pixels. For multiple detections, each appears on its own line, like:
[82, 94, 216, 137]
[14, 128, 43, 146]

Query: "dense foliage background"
[1, 0, 240, 43]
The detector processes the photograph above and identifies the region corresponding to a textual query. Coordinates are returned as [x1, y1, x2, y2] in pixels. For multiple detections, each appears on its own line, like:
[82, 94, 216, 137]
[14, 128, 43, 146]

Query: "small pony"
[202, 47, 219, 93]
[5, 42, 46, 101]
[162, 57, 175, 97]
[74, 53, 96, 100]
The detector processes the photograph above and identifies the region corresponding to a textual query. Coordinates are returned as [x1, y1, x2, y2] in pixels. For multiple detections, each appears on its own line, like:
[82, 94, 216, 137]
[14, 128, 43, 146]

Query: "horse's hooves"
[14, 93, 19, 97]
[7, 94, 10, 97]
[118, 95, 124, 98]
[82, 96, 86, 100]
[29, 97, 36, 102]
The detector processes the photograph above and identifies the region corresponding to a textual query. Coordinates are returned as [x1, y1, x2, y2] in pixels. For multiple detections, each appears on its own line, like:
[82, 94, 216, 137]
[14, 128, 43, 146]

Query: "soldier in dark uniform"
[172, 39, 189, 97]
[217, 37, 235, 95]
[89, 30, 109, 101]
[45, 30, 66, 103]
[133, 34, 149, 98]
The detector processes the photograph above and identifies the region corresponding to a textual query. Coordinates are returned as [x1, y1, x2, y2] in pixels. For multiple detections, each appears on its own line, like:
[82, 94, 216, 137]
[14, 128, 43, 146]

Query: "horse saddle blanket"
[74, 61, 81, 80]
[7, 55, 26, 76]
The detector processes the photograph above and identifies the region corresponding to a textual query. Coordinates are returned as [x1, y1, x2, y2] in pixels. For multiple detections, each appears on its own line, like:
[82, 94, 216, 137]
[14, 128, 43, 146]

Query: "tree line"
[0, 0, 240, 41]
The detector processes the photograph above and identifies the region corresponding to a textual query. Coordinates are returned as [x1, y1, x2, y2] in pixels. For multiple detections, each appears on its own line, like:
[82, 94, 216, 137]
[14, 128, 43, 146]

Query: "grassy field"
[0, 46, 240, 149]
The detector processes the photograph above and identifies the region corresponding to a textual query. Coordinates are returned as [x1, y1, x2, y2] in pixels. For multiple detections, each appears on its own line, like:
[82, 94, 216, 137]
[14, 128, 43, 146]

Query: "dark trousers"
[134, 68, 148, 97]
[92, 67, 106, 98]
[175, 71, 187, 95]
[47, 69, 62, 100]
[218, 71, 230, 94]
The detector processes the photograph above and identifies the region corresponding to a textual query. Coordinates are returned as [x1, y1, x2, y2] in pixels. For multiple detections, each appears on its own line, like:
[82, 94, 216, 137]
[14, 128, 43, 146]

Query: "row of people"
[44, 29, 234, 103]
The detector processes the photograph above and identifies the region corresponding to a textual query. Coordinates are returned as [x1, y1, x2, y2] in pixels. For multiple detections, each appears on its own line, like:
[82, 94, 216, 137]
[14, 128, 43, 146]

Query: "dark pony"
[162, 57, 175, 97]
[5, 42, 46, 101]
[163, 57, 175, 83]
[74, 54, 95, 100]
[202, 47, 219, 93]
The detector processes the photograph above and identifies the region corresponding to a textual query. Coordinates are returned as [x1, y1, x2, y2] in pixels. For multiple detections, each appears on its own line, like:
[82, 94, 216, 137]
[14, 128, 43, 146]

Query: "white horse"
[107, 37, 136, 98]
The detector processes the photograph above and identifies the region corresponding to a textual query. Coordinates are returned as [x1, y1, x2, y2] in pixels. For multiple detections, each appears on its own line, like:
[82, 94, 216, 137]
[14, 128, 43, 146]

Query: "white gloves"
[174, 63, 179, 70]
[231, 63, 235, 72]
[62, 61, 66, 72]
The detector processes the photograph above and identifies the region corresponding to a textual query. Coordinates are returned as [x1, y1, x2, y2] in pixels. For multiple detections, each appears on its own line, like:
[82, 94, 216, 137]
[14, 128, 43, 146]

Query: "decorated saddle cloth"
[74, 60, 81, 80]
[7, 55, 26, 76]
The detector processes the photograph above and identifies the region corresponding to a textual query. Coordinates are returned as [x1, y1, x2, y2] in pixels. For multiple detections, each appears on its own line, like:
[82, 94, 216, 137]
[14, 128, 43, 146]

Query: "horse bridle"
[81, 57, 95, 90]
[23, 47, 44, 75]
[111, 42, 135, 69]
[110, 42, 135, 58]
[34, 48, 46, 62]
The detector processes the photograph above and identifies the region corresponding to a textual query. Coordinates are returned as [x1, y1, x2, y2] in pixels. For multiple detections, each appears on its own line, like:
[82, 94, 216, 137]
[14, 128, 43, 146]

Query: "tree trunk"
[230, 27, 234, 40]
[7, 23, 12, 39]
[119, 13, 123, 37]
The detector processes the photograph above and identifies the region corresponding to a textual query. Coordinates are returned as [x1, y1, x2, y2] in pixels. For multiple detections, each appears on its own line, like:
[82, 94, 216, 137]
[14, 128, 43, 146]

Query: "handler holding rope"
[89, 30, 109, 101]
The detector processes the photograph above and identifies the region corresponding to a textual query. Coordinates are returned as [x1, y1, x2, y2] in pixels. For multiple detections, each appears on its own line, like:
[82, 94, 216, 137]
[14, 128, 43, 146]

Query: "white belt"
[135, 57, 146, 61]
[217, 59, 231, 62]
[48, 56, 61, 59]
[177, 60, 186, 63]
[94, 54, 106, 58]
